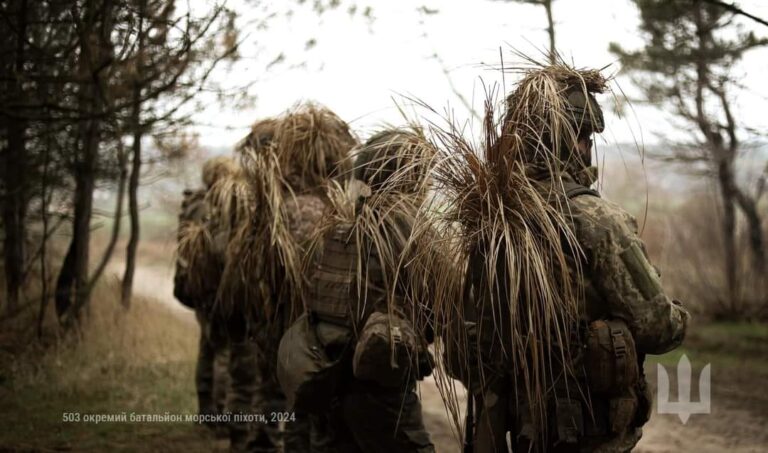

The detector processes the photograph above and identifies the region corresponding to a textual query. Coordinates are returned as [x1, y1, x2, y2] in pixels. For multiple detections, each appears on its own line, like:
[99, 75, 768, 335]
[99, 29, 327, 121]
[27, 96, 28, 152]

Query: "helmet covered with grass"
[274, 103, 358, 190]
[354, 128, 433, 193]
[564, 88, 604, 136]
[501, 63, 607, 174]
[202, 156, 237, 188]
[237, 118, 279, 155]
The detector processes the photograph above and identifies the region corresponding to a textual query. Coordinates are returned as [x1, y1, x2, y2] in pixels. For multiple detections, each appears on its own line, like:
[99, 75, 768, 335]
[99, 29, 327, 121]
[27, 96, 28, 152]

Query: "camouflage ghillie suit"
[439, 64, 690, 452]
[466, 177, 689, 452]
[221, 106, 357, 452]
[202, 142, 282, 452]
[282, 129, 436, 453]
[173, 177, 229, 429]
[176, 156, 267, 450]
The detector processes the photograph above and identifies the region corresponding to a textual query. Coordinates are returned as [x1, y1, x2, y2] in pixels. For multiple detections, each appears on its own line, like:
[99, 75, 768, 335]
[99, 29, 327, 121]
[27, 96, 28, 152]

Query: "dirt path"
[114, 262, 767, 452]
[634, 364, 768, 453]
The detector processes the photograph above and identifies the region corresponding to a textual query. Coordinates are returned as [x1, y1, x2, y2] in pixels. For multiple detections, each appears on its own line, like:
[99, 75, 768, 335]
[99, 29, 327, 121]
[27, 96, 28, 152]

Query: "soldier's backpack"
[278, 220, 426, 410]
[277, 313, 351, 413]
[173, 188, 207, 309]
[352, 311, 432, 387]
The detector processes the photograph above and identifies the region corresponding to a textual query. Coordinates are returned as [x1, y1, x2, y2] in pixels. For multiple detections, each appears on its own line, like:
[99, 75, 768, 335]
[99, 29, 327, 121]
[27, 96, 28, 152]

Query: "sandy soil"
[114, 260, 767, 453]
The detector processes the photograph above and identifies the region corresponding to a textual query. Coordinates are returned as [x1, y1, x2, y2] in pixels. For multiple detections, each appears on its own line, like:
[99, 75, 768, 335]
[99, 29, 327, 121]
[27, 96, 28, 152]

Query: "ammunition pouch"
[552, 398, 584, 445]
[352, 311, 431, 387]
[276, 313, 351, 413]
[584, 319, 639, 395]
[583, 319, 648, 436]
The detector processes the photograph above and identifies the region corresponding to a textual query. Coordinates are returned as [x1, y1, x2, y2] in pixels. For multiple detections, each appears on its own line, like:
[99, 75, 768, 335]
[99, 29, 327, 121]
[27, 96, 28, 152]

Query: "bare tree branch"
[701, 0, 768, 28]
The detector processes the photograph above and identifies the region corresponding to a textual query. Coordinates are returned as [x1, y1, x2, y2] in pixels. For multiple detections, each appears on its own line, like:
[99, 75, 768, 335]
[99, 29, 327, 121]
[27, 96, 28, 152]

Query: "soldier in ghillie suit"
[219, 104, 358, 452]
[427, 61, 689, 452]
[277, 128, 438, 453]
[174, 157, 238, 432]
[204, 136, 267, 452]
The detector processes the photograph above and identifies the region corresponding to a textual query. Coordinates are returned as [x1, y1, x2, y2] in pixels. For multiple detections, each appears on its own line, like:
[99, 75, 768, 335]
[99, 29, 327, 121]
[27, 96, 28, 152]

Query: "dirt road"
[114, 261, 767, 452]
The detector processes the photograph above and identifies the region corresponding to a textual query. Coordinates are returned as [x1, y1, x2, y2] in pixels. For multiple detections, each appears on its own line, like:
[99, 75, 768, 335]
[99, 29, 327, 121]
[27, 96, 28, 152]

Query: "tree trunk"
[716, 157, 739, 317]
[60, 150, 97, 325]
[121, 122, 141, 308]
[55, 0, 113, 326]
[733, 188, 766, 272]
[89, 148, 127, 290]
[3, 116, 27, 317]
[543, 0, 556, 63]
[37, 111, 52, 338]
[121, 0, 146, 308]
[2, 0, 29, 317]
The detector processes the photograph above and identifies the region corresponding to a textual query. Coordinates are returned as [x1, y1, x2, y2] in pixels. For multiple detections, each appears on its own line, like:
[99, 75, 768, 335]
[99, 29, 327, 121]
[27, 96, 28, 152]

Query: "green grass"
[2, 362, 207, 452]
[0, 282, 220, 452]
[646, 321, 768, 373]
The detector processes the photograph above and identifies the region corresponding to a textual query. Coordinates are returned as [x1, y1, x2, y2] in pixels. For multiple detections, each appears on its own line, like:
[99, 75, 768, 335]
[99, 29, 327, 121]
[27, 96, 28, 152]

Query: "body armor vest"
[307, 223, 387, 330]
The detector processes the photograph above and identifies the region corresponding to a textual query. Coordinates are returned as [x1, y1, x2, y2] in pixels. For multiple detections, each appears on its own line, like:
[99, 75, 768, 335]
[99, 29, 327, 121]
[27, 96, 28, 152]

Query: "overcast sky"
[193, 0, 768, 155]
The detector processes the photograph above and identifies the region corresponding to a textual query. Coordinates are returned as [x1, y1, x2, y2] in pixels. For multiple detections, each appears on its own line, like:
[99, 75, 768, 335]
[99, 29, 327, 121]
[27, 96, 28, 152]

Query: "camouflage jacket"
[285, 192, 328, 246]
[566, 181, 689, 354]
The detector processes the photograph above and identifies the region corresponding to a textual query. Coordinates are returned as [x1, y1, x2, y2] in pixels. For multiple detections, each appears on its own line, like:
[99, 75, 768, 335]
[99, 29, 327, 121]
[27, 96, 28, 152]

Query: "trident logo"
[656, 354, 711, 424]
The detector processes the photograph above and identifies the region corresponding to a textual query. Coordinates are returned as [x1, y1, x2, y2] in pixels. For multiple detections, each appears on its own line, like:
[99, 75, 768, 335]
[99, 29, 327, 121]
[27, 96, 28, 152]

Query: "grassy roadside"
[646, 321, 768, 373]
[2, 278, 766, 451]
[0, 282, 220, 452]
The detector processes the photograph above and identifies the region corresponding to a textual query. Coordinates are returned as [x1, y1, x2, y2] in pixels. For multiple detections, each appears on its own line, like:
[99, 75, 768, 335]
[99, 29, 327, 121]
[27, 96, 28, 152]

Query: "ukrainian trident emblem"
[656, 354, 711, 424]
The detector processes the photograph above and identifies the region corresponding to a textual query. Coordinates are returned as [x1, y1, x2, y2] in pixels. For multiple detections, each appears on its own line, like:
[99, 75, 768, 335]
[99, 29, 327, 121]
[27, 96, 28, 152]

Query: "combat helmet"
[236, 118, 279, 155]
[353, 128, 433, 194]
[563, 87, 604, 136]
[501, 64, 607, 174]
[201, 156, 237, 189]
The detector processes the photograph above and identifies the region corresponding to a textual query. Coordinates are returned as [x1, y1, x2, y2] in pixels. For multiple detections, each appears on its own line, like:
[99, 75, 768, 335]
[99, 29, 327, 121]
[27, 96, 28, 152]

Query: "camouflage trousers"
[229, 339, 312, 453]
[469, 372, 642, 453]
[282, 318, 434, 453]
[312, 376, 435, 453]
[196, 312, 229, 422]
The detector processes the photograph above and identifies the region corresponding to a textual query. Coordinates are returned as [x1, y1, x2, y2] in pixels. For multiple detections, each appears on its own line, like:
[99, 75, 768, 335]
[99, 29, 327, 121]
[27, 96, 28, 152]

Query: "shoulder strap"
[563, 180, 600, 200]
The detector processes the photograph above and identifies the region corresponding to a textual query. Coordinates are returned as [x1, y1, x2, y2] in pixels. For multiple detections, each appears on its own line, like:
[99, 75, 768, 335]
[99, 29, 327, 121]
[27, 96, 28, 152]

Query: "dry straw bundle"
[216, 104, 357, 329]
[418, 59, 610, 440]
[176, 221, 217, 299]
[273, 102, 356, 191]
[501, 57, 608, 181]
[306, 127, 438, 326]
[176, 157, 241, 304]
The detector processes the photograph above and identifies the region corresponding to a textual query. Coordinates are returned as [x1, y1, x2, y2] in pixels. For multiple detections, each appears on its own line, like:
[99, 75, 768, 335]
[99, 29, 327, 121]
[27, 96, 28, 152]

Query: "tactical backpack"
[276, 313, 351, 413]
[173, 189, 207, 309]
[352, 311, 433, 387]
[308, 222, 427, 384]
[278, 220, 427, 410]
